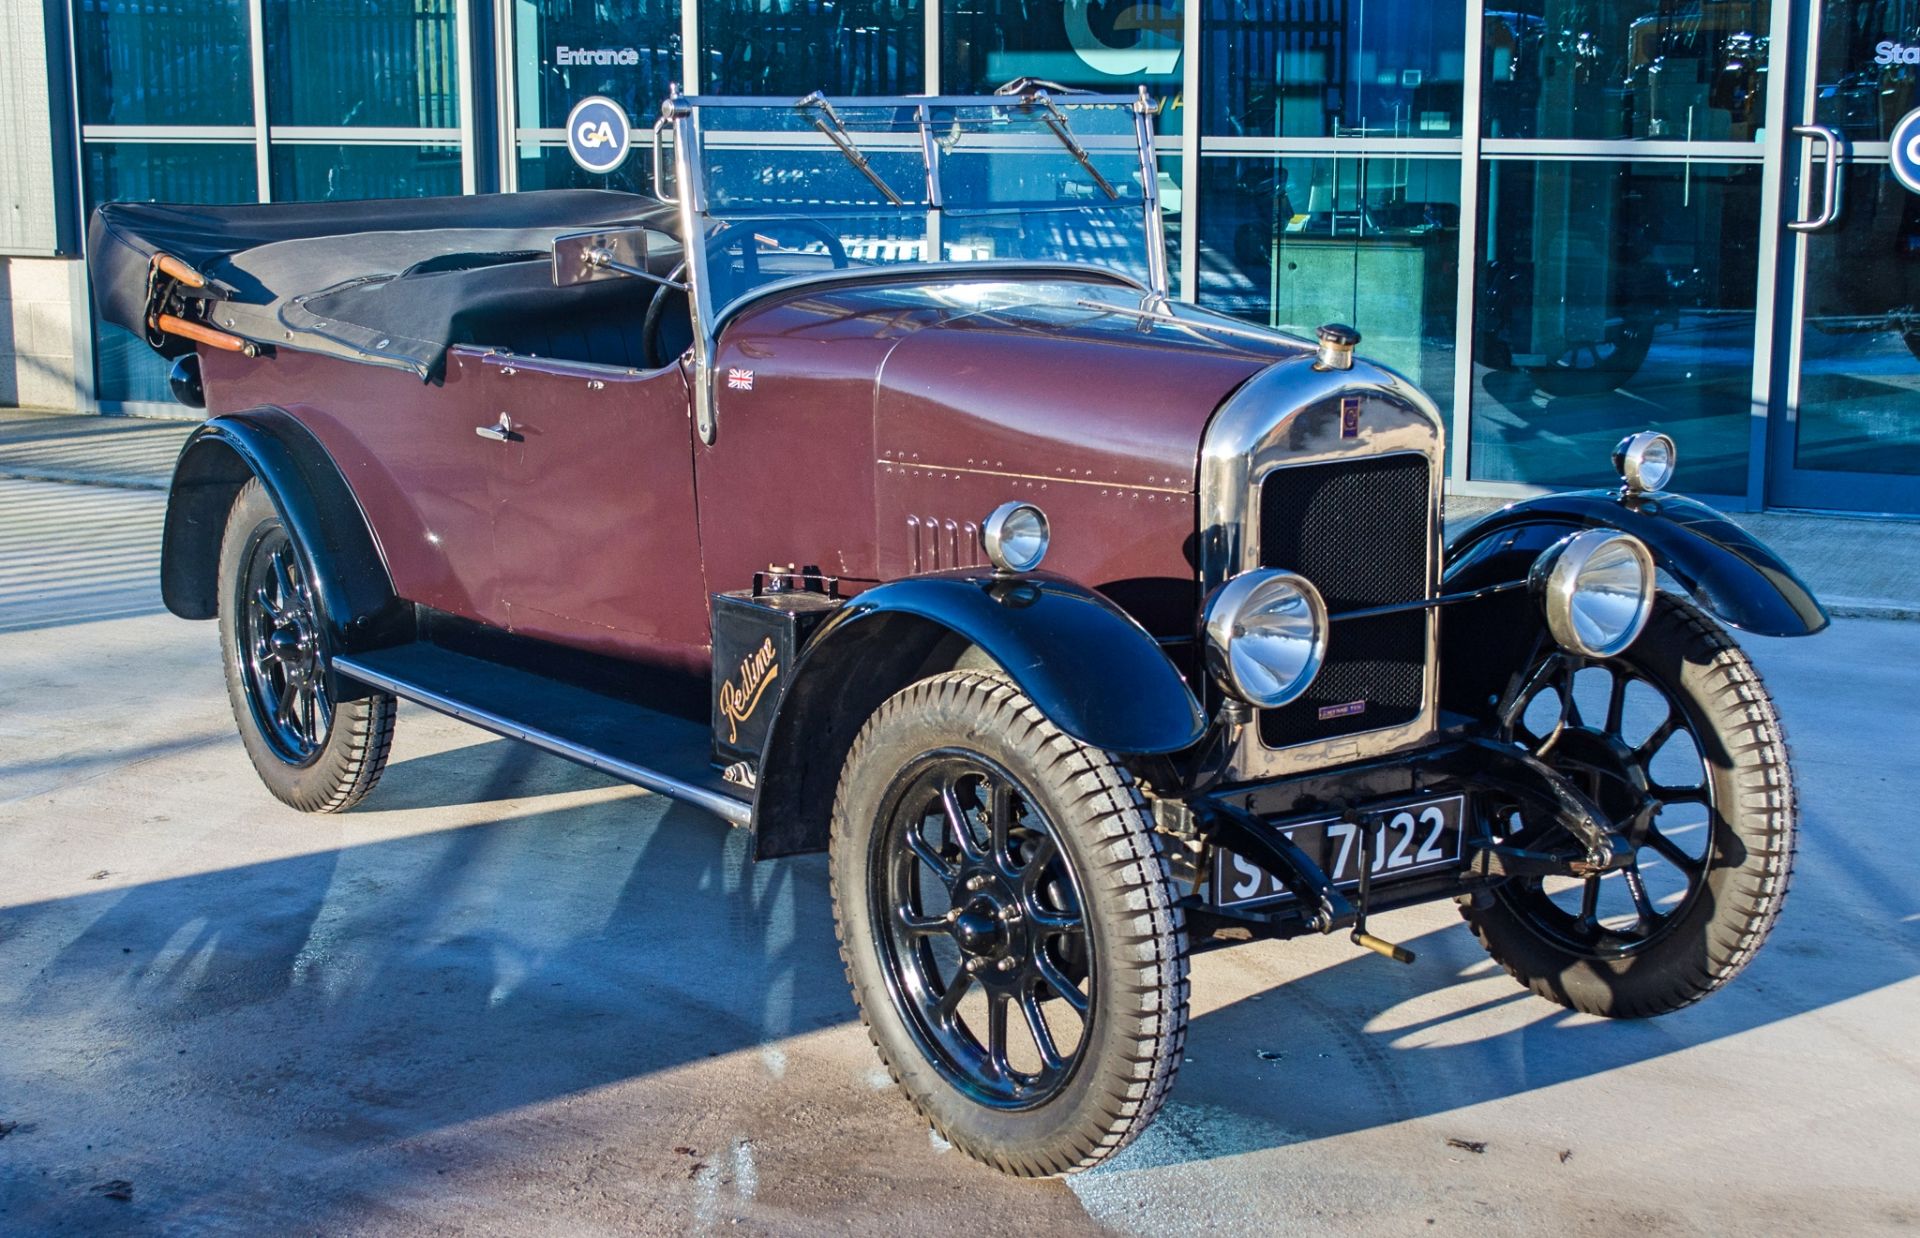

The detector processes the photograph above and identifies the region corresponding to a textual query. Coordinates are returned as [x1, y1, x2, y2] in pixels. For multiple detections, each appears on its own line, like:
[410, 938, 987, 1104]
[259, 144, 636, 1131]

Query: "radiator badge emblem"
[727, 367, 755, 391]
[718, 635, 780, 744]
[1340, 395, 1362, 439]
[1317, 699, 1367, 721]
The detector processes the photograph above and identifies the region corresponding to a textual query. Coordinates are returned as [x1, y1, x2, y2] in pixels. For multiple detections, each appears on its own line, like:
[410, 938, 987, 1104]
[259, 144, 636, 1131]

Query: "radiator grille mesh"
[1256, 454, 1431, 749]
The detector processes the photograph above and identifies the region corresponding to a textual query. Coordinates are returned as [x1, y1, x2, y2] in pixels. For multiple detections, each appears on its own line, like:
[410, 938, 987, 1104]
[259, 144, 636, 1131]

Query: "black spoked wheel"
[218, 479, 395, 814]
[832, 671, 1187, 1177]
[874, 752, 1093, 1110]
[237, 525, 331, 764]
[1492, 647, 1716, 957]
[1464, 595, 1796, 1017]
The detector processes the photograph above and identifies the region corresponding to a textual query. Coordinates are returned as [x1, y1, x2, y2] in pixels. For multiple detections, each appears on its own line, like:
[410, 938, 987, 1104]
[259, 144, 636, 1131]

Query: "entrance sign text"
[556, 46, 641, 66]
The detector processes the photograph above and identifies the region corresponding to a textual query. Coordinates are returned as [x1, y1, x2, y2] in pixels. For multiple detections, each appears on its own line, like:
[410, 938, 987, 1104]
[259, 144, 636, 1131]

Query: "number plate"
[1211, 794, 1467, 911]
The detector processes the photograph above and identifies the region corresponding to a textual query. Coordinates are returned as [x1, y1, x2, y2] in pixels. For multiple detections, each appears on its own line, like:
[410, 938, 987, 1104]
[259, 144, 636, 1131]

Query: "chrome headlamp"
[1614, 430, 1677, 494]
[1202, 570, 1329, 708]
[1531, 529, 1655, 659]
[981, 501, 1050, 573]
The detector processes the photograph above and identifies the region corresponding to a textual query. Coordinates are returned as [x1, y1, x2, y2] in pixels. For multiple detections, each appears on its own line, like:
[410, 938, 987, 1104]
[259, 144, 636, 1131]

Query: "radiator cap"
[1316, 323, 1360, 371]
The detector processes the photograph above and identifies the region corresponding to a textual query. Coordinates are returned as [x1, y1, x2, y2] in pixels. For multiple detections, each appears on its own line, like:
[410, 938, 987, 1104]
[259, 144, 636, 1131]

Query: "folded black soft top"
[89, 190, 681, 379]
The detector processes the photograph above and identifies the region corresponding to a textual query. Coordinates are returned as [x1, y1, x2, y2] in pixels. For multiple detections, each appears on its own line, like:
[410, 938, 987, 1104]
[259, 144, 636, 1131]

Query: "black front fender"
[1444, 489, 1828, 638]
[749, 570, 1205, 859]
[812, 572, 1207, 754]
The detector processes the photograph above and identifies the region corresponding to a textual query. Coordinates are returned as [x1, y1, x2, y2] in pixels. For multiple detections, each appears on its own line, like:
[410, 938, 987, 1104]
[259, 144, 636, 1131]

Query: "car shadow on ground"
[2, 735, 1914, 1226]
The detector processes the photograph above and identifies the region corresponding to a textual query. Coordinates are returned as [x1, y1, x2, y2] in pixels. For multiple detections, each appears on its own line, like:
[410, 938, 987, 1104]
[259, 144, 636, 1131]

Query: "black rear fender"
[162, 410, 410, 656]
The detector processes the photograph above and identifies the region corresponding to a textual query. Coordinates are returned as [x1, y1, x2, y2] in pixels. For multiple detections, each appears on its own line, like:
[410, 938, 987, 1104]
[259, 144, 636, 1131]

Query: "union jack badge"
[727, 367, 755, 391]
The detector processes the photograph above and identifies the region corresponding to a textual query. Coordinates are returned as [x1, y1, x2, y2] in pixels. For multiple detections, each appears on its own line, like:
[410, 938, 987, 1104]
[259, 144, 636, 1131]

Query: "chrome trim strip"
[1198, 356, 1447, 781]
[332, 654, 755, 827]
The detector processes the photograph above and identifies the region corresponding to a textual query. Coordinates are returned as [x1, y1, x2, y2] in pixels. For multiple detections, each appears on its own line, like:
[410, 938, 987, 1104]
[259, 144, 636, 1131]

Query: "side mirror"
[552, 227, 651, 287]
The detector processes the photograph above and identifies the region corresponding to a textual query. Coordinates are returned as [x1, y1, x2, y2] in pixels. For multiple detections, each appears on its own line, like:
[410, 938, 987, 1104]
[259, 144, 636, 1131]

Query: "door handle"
[475, 413, 521, 443]
[1787, 124, 1845, 233]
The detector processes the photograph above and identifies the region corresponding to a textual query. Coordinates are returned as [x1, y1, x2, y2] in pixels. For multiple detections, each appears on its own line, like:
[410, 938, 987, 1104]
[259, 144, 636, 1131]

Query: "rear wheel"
[217, 480, 394, 813]
[830, 671, 1188, 1176]
[1463, 595, 1796, 1017]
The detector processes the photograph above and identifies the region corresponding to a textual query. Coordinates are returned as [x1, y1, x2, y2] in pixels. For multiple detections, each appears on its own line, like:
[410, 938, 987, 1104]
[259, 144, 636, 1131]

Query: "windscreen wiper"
[995, 78, 1121, 201]
[795, 92, 907, 206]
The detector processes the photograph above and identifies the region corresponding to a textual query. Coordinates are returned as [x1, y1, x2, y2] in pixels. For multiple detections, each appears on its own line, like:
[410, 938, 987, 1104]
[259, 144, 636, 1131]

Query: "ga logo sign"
[1893, 108, 1920, 196]
[566, 96, 631, 175]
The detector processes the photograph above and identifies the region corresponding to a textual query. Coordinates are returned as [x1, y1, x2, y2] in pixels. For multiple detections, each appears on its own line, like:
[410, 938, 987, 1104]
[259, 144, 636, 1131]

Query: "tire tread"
[829, 670, 1188, 1176]
[1463, 595, 1796, 1018]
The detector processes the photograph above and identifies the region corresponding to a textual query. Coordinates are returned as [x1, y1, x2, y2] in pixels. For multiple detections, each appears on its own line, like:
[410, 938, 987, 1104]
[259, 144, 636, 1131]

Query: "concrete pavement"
[0, 411, 191, 490]
[1, 477, 1918, 1236]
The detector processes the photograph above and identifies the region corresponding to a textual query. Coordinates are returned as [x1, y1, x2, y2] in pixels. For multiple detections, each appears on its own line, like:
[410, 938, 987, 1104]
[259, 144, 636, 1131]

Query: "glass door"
[1771, 0, 1920, 513]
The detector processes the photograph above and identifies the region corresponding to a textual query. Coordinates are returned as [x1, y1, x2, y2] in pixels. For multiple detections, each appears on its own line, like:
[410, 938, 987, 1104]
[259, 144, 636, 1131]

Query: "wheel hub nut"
[951, 903, 1003, 956]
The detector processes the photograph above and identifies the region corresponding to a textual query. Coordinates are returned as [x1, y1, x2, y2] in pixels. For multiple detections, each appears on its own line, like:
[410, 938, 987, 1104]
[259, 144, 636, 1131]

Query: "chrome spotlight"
[1614, 430, 1677, 494]
[981, 502, 1050, 574]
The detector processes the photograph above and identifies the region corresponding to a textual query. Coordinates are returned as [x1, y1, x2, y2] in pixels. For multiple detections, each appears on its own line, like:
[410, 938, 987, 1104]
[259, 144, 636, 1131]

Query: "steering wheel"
[641, 222, 854, 368]
[642, 262, 692, 370]
[702, 217, 851, 305]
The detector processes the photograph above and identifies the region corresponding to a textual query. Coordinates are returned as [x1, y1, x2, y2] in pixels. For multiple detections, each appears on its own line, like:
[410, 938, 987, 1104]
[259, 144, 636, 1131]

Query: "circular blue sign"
[566, 95, 632, 175]
[1893, 108, 1920, 195]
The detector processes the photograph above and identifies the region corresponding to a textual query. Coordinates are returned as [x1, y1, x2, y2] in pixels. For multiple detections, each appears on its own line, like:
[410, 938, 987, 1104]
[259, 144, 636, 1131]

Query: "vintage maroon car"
[94, 86, 1826, 1177]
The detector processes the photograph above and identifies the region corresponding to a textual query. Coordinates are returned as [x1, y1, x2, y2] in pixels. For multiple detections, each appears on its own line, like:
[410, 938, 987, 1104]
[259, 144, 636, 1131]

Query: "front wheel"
[830, 671, 1188, 1176]
[1464, 595, 1796, 1017]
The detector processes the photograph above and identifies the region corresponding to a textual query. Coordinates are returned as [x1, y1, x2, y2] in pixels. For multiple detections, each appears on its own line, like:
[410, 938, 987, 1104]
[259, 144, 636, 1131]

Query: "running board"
[332, 644, 752, 826]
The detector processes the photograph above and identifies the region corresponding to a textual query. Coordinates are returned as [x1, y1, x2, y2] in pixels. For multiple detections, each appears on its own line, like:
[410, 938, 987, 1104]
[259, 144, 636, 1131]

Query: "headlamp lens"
[1203, 570, 1329, 708]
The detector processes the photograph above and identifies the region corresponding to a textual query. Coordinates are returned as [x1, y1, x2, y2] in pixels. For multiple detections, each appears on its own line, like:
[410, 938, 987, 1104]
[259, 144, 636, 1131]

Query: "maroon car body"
[94, 89, 1826, 1179]
[197, 272, 1288, 670]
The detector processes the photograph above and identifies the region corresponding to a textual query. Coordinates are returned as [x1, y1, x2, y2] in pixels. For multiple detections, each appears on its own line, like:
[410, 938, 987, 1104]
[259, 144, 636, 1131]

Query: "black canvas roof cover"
[89, 190, 679, 378]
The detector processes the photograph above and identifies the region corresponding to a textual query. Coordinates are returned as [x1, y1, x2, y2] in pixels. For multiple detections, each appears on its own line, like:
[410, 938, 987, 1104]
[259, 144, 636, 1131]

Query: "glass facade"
[62, 0, 1919, 512]
[1470, 159, 1760, 494]
[1204, 0, 1465, 139]
[943, 0, 1182, 116]
[704, 0, 923, 94]
[74, 0, 254, 126]
[1196, 1, 1466, 433]
[1480, 0, 1769, 142]
[510, 0, 682, 194]
[264, 0, 462, 129]
[1197, 153, 1459, 402]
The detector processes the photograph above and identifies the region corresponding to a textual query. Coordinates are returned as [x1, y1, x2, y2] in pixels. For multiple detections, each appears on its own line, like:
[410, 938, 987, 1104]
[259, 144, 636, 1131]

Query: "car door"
[475, 351, 710, 670]
[284, 347, 513, 631]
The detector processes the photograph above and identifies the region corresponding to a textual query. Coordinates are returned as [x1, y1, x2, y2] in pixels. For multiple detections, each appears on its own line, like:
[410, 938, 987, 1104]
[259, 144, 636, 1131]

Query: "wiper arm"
[795, 92, 907, 206]
[996, 79, 1121, 201]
